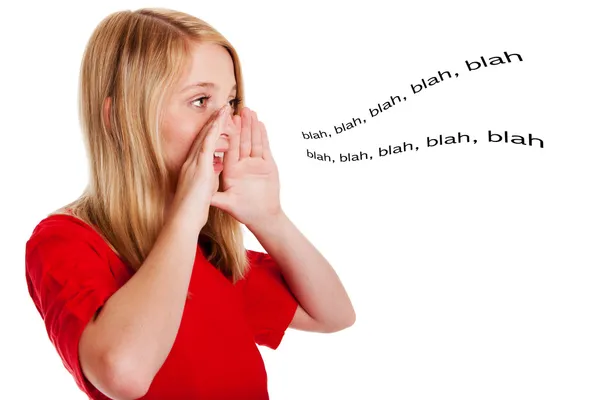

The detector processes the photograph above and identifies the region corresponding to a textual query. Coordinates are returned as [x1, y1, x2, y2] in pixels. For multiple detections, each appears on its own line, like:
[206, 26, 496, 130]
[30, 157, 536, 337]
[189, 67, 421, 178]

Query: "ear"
[103, 96, 112, 130]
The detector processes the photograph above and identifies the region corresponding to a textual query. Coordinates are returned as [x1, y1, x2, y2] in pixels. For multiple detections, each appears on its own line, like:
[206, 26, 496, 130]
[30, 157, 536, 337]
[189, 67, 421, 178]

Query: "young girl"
[25, 7, 354, 400]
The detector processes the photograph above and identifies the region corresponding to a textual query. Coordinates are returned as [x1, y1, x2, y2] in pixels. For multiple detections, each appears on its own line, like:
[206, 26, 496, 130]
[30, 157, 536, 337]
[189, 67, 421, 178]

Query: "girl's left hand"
[210, 107, 283, 228]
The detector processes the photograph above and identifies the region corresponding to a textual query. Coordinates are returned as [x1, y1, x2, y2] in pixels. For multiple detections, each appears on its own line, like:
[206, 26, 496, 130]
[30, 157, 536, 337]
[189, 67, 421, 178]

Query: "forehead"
[180, 42, 236, 88]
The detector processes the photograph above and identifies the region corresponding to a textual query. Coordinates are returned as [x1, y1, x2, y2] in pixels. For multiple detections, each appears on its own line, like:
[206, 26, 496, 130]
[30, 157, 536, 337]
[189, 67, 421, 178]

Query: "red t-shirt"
[25, 213, 298, 399]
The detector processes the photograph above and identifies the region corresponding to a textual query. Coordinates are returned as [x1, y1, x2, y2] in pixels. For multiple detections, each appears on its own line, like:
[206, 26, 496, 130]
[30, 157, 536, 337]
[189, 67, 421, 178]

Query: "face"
[161, 41, 238, 183]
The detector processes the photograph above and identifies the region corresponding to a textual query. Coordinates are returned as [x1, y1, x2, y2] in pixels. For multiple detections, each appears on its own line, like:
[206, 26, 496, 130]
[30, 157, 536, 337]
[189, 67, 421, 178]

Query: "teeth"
[214, 151, 224, 158]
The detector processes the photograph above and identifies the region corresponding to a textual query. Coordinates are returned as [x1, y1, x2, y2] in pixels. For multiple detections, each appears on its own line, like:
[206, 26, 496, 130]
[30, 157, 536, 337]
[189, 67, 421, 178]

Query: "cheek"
[162, 117, 203, 168]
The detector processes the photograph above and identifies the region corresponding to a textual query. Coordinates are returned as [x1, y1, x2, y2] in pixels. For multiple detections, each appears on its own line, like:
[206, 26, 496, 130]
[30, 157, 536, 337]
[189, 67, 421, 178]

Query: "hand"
[170, 104, 231, 231]
[211, 107, 283, 228]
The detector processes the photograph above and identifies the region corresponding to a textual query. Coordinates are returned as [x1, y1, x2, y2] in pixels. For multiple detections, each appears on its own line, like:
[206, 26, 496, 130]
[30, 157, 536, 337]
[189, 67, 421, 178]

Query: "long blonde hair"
[53, 8, 249, 282]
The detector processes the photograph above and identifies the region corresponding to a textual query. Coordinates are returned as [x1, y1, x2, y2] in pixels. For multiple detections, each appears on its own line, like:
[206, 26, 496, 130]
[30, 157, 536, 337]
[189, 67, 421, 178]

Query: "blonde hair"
[52, 7, 249, 283]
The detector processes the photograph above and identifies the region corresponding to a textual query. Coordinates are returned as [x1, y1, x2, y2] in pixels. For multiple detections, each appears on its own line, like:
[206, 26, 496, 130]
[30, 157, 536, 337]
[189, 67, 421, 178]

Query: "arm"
[246, 211, 355, 333]
[79, 208, 199, 399]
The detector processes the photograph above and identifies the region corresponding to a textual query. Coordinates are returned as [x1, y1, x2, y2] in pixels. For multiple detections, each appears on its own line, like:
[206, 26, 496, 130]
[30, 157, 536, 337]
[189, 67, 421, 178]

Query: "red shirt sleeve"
[242, 250, 298, 350]
[25, 219, 119, 399]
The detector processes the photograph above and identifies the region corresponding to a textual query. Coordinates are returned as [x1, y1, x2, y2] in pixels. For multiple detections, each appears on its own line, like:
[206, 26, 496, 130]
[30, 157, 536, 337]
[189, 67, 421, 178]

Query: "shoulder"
[241, 249, 287, 287]
[25, 213, 121, 308]
[242, 249, 282, 280]
[25, 213, 112, 274]
[29, 211, 93, 237]
[27, 213, 100, 250]
[245, 249, 276, 268]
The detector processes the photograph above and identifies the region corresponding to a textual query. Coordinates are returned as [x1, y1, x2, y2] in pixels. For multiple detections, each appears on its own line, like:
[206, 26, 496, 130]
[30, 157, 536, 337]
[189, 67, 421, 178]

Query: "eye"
[191, 95, 210, 108]
[229, 97, 242, 108]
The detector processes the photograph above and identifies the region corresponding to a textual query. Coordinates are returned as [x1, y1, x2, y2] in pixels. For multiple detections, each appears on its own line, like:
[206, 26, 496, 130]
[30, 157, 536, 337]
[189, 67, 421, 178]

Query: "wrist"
[169, 197, 211, 231]
[246, 209, 288, 234]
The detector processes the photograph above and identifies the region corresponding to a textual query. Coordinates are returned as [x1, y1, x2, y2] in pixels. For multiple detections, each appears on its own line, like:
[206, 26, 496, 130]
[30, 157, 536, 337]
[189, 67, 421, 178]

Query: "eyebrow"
[181, 82, 237, 93]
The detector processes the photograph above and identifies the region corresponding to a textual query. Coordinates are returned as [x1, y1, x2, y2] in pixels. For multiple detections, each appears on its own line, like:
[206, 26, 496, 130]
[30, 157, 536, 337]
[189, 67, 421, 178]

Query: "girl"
[25, 7, 354, 400]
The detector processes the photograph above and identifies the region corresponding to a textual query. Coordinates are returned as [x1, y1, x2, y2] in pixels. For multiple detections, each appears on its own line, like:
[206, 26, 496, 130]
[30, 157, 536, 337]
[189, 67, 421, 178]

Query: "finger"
[233, 113, 242, 133]
[224, 114, 241, 167]
[197, 105, 229, 170]
[249, 110, 263, 158]
[186, 107, 222, 164]
[239, 107, 252, 158]
[258, 120, 273, 161]
[196, 106, 225, 159]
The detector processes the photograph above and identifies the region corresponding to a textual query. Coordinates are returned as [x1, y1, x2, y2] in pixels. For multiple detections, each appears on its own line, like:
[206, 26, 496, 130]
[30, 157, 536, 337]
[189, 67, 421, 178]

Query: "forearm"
[247, 211, 355, 330]
[92, 208, 199, 391]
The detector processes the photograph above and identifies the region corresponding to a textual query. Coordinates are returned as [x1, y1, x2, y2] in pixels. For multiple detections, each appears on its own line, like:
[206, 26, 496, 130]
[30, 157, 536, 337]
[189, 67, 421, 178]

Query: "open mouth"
[213, 151, 224, 164]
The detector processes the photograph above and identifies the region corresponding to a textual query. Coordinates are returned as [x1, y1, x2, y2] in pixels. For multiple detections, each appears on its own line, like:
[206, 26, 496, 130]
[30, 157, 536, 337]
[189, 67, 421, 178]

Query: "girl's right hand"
[170, 104, 231, 231]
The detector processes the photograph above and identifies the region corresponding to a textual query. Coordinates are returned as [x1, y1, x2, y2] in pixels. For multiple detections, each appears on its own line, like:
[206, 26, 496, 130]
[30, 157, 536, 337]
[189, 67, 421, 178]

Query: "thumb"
[210, 191, 231, 211]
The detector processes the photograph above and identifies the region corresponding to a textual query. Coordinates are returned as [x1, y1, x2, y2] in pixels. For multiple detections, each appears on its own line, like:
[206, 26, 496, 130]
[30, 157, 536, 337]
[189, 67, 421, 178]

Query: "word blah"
[306, 149, 333, 162]
[411, 70, 455, 94]
[427, 133, 471, 147]
[334, 117, 365, 134]
[379, 142, 415, 157]
[340, 151, 370, 162]
[488, 130, 543, 148]
[466, 51, 523, 71]
[369, 95, 404, 118]
[302, 130, 329, 139]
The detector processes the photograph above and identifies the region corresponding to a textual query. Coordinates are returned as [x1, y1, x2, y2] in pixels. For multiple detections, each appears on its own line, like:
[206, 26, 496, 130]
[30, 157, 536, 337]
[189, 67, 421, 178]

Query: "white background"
[1, 1, 599, 399]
